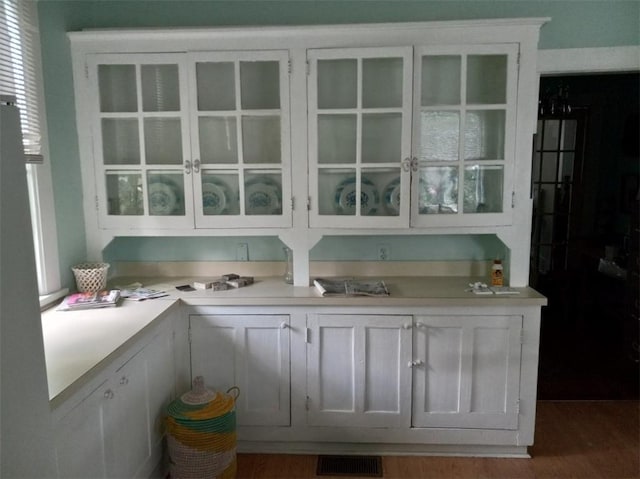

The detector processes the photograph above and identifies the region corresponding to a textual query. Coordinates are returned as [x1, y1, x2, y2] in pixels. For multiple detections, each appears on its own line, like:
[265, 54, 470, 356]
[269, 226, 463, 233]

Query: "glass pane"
[362, 57, 403, 108]
[105, 172, 142, 215]
[245, 171, 282, 215]
[464, 110, 505, 161]
[467, 55, 507, 104]
[199, 117, 237, 164]
[539, 184, 556, 214]
[463, 165, 503, 213]
[535, 121, 543, 150]
[421, 55, 461, 106]
[541, 153, 558, 182]
[201, 172, 240, 215]
[318, 59, 357, 109]
[240, 61, 280, 110]
[562, 120, 577, 150]
[196, 62, 235, 111]
[141, 64, 180, 112]
[144, 118, 183, 165]
[362, 113, 401, 164]
[147, 171, 185, 216]
[242, 116, 281, 164]
[560, 152, 574, 180]
[419, 111, 460, 162]
[543, 120, 560, 150]
[318, 114, 357, 164]
[363, 168, 400, 217]
[98, 65, 137, 113]
[102, 119, 140, 165]
[418, 166, 458, 214]
[318, 169, 354, 216]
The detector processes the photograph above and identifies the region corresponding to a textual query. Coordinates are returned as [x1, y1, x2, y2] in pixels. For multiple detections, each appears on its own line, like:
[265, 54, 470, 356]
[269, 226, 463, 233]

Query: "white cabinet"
[305, 314, 412, 428]
[189, 314, 291, 426]
[53, 327, 176, 479]
[307, 44, 519, 229]
[85, 50, 292, 230]
[411, 315, 522, 429]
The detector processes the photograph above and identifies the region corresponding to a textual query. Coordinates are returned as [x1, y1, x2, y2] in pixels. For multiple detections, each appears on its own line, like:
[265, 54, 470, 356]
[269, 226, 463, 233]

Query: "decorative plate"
[245, 176, 282, 215]
[202, 180, 231, 215]
[334, 176, 380, 215]
[148, 182, 177, 215]
[384, 177, 401, 215]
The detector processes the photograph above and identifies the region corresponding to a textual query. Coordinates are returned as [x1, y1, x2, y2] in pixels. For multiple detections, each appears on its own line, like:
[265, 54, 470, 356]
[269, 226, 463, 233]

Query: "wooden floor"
[236, 401, 639, 479]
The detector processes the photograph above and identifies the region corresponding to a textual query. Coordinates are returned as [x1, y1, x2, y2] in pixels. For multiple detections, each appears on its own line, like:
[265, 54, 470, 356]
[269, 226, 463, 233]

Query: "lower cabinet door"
[306, 314, 413, 428]
[411, 315, 523, 429]
[190, 314, 291, 426]
[54, 381, 109, 479]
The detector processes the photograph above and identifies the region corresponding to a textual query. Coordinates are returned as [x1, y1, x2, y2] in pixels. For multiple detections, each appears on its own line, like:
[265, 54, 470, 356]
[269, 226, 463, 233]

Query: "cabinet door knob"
[193, 159, 201, 173]
[411, 157, 419, 172]
[119, 376, 129, 385]
[415, 321, 425, 328]
[280, 321, 288, 329]
[402, 323, 412, 329]
[408, 359, 424, 368]
[104, 389, 115, 399]
[402, 157, 411, 172]
[184, 160, 192, 174]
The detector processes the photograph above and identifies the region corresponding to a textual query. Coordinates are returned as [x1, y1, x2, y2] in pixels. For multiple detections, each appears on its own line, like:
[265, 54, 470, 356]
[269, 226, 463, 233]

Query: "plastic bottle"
[491, 259, 504, 286]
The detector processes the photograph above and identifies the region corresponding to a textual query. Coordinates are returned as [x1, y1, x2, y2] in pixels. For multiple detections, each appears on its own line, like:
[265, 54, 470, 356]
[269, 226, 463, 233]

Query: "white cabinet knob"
[408, 359, 424, 368]
[104, 389, 115, 400]
[280, 322, 288, 329]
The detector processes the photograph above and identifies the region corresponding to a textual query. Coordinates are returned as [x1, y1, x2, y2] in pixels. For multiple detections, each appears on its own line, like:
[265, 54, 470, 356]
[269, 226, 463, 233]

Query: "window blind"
[0, 0, 43, 163]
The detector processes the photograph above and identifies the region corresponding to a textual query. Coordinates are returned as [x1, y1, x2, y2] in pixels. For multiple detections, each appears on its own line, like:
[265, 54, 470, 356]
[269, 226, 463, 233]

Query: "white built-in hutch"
[57, 18, 548, 477]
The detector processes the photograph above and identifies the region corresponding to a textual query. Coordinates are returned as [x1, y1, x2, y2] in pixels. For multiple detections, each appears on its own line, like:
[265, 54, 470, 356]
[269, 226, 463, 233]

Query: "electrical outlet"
[236, 243, 249, 261]
[377, 244, 391, 261]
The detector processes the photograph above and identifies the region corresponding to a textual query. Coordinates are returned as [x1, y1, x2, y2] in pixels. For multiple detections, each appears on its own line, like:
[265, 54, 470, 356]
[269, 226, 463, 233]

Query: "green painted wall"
[37, 0, 640, 287]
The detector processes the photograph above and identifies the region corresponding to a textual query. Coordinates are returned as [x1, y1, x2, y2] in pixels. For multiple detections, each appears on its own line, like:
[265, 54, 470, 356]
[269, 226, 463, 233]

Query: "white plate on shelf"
[202, 181, 230, 215]
[245, 177, 282, 215]
[148, 182, 177, 215]
[384, 177, 401, 215]
[334, 176, 380, 215]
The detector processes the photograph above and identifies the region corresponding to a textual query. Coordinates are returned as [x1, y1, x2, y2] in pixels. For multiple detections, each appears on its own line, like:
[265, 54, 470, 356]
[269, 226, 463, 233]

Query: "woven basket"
[167, 377, 239, 479]
[71, 262, 110, 292]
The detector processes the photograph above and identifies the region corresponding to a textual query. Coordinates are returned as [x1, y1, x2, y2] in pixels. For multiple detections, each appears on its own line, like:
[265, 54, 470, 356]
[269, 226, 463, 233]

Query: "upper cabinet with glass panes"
[308, 44, 518, 228]
[87, 51, 291, 230]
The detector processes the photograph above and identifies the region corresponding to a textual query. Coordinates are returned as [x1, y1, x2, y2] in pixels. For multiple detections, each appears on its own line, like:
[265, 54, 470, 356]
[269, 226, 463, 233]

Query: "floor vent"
[316, 455, 383, 477]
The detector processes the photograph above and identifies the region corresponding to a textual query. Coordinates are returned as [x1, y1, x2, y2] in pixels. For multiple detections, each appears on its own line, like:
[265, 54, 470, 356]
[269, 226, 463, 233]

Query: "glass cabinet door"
[411, 45, 518, 227]
[308, 47, 413, 228]
[190, 51, 291, 228]
[90, 54, 192, 228]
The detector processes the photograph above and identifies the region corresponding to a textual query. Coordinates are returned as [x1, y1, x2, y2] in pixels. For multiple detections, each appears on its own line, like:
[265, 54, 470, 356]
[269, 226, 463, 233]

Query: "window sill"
[40, 288, 68, 311]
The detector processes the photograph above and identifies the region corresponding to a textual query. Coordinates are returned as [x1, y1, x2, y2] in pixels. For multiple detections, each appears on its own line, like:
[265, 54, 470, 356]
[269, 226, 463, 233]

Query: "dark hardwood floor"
[236, 401, 640, 479]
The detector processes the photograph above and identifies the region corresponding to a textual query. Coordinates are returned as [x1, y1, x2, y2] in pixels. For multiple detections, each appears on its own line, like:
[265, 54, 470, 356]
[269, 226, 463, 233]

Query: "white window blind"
[0, 0, 43, 163]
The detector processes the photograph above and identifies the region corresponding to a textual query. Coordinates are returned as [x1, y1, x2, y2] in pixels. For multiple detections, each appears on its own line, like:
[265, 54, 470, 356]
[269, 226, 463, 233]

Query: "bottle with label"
[491, 259, 504, 286]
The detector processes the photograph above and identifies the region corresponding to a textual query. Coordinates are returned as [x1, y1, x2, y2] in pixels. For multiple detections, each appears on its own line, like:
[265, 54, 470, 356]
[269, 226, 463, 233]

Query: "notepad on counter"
[489, 286, 520, 295]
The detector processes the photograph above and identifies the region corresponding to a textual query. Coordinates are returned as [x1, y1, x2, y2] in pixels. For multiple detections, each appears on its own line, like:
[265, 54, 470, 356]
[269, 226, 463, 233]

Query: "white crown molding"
[538, 46, 640, 75]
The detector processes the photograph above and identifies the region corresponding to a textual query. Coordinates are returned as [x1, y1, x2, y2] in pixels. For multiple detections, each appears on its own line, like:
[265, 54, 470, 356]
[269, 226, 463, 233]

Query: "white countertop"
[42, 276, 546, 408]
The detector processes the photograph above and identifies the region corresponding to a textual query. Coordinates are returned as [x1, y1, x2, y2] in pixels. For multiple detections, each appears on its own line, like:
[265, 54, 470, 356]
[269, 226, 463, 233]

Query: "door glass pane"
[418, 166, 458, 214]
[144, 118, 183, 165]
[419, 111, 460, 161]
[467, 55, 507, 104]
[363, 168, 399, 217]
[317, 59, 357, 109]
[196, 62, 235, 111]
[539, 184, 556, 214]
[141, 64, 180, 112]
[98, 65, 137, 113]
[543, 120, 560, 150]
[541, 153, 558, 182]
[199, 116, 238, 164]
[463, 164, 503, 213]
[560, 152, 574, 180]
[105, 172, 142, 215]
[318, 114, 356, 164]
[244, 171, 282, 215]
[464, 110, 505, 161]
[362, 57, 403, 108]
[201, 172, 240, 215]
[318, 169, 355, 215]
[362, 113, 401, 164]
[562, 120, 577, 150]
[102, 119, 140, 165]
[421, 55, 461, 106]
[240, 61, 280, 110]
[147, 171, 185, 216]
[242, 116, 281, 164]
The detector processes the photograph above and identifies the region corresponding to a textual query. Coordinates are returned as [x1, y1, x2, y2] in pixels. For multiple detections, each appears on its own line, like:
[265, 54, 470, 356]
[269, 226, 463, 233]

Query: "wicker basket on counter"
[71, 262, 110, 292]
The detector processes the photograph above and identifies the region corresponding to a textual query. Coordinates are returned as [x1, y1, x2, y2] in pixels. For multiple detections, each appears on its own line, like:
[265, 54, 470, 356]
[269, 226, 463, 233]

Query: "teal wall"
[37, 0, 640, 287]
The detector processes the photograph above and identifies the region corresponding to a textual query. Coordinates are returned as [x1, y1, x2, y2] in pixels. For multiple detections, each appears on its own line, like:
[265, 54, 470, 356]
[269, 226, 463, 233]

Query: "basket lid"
[181, 376, 216, 405]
